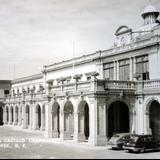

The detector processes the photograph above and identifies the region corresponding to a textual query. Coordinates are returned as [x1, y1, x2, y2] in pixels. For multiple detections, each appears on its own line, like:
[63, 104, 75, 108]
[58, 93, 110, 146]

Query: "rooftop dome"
[142, 5, 159, 18]
[144, 5, 157, 13]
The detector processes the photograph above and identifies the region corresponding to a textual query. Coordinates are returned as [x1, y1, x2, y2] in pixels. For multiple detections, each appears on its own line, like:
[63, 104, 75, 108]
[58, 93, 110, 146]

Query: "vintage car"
[123, 135, 160, 153]
[108, 133, 132, 150]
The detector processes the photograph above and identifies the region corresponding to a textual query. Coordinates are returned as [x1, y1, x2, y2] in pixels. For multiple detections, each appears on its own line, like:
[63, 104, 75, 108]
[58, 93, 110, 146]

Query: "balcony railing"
[3, 79, 160, 104]
[137, 80, 160, 94]
[104, 80, 136, 90]
[51, 81, 92, 94]
[143, 80, 160, 90]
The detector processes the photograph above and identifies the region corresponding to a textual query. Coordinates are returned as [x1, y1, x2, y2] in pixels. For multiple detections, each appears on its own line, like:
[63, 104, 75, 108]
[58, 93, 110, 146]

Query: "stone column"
[130, 107, 137, 134]
[60, 112, 65, 140]
[74, 111, 79, 142]
[32, 105, 37, 130]
[22, 105, 26, 129]
[116, 61, 119, 80]
[114, 61, 117, 80]
[98, 59, 104, 79]
[63, 112, 74, 140]
[130, 58, 133, 81]
[94, 53, 103, 79]
[9, 107, 12, 125]
[29, 104, 33, 130]
[25, 112, 29, 129]
[77, 112, 86, 141]
[144, 111, 152, 135]
[52, 113, 57, 137]
[44, 102, 52, 138]
[14, 107, 19, 126]
[88, 96, 98, 146]
[35, 107, 38, 130]
[136, 97, 145, 135]
[133, 57, 136, 81]
[3, 107, 7, 124]
[41, 106, 45, 131]
[59, 100, 65, 140]
[97, 100, 107, 145]
[18, 106, 22, 126]
[106, 109, 109, 140]
[13, 107, 16, 125]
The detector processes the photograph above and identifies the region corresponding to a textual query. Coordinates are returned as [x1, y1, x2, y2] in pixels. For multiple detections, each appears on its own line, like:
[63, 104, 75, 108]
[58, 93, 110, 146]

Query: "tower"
[142, 5, 159, 25]
[140, 4, 160, 31]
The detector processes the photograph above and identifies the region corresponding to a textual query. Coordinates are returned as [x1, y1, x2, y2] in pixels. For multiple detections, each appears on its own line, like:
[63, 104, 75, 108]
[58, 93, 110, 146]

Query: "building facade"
[0, 80, 11, 125]
[1, 5, 160, 146]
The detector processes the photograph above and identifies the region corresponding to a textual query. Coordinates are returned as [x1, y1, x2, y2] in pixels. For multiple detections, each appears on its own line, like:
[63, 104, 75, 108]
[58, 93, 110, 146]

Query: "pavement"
[0, 126, 160, 159]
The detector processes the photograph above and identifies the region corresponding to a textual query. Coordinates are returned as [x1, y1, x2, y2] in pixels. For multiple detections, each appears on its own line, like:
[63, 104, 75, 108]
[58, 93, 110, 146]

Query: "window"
[119, 59, 130, 81]
[136, 55, 149, 80]
[104, 63, 114, 80]
[4, 90, 10, 95]
[87, 77, 91, 81]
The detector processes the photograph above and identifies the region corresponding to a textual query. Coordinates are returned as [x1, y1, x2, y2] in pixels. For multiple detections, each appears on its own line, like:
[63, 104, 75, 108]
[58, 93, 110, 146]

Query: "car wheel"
[140, 148, 145, 153]
[118, 144, 123, 150]
[129, 150, 133, 153]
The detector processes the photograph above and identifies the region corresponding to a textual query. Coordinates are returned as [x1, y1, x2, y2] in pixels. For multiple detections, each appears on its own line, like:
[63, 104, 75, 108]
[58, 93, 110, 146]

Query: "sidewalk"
[2, 126, 107, 150]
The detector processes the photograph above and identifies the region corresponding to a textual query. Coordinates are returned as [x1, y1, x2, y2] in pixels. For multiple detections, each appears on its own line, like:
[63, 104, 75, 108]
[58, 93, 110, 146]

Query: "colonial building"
[0, 80, 11, 125]
[2, 5, 160, 146]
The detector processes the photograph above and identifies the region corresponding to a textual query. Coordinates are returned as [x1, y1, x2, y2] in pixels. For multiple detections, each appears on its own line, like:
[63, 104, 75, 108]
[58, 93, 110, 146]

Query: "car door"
[145, 136, 156, 151]
[145, 136, 152, 150]
[137, 137, 144, 149]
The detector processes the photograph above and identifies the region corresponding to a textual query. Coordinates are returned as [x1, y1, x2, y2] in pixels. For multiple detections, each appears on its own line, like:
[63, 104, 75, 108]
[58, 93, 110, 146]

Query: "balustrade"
[4, 79, 160, 103]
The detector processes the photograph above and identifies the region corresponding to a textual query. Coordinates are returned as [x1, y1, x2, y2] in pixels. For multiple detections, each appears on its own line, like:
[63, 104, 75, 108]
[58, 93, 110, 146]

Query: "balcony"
[137, 80, 160, 94]
[104, 80, 136, 90]
[3, 79, 160, 104]
[51, 81, 92, 95]
[50, 80, 136, 96]
[51, 79, 160, 96]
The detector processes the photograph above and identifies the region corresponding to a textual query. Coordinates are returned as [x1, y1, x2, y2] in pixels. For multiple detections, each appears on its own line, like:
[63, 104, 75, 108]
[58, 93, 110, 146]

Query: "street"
[0, 126, 160, 159]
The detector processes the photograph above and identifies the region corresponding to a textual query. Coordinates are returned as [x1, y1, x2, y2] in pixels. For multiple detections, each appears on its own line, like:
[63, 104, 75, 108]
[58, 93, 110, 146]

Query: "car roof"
[115, 133, 131, 136]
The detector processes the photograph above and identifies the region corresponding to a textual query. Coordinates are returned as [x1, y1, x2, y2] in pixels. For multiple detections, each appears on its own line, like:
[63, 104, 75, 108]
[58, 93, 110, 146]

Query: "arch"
[107, 101, 130, 139]
[0, 105, 3, 125]
[10, 106, 14, 124]
[35, 104, 41, 130]
[64, 100, 74, 140]
[106, 98, 131, 111]
[19, 105, 23, 125]
[78, 100, 90, 141]
[145, 97, 160, 113]
[6, 106, 9, 123]
[115, 25, 132, 36]
[147, 100, 160, 141]
[52, 102, 60, 138]
[25, 105, 30, 128]
[15, 106, 19, 124]
[42, 104, 45, 130]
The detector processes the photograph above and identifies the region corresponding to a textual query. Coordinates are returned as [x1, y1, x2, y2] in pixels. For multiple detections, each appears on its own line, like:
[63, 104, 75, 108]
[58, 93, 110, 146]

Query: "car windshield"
[129, 136, 139, 143]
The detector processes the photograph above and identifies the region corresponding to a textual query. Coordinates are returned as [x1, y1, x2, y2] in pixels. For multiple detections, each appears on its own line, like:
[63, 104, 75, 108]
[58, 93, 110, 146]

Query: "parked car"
[108, 133, 132, 150]
[123, 135, 160, 153]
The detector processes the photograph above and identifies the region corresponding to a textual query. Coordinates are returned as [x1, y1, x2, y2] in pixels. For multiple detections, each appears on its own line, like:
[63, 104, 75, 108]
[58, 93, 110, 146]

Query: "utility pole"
[13, 64, 15, 80]
[72, 41, 75, 77]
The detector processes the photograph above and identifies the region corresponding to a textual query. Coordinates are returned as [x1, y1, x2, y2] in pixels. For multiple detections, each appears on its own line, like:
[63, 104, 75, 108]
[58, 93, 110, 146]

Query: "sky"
[0, 0, 160, 80]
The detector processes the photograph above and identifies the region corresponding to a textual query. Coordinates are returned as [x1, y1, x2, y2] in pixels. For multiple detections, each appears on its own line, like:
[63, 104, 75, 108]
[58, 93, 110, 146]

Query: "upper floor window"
[136, 55, 149, 80]
[104, 63, 114, 80]
[4, 90, 10, 95]
[119, 59, 130, 81]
